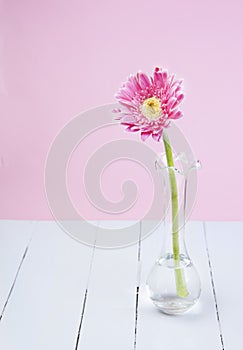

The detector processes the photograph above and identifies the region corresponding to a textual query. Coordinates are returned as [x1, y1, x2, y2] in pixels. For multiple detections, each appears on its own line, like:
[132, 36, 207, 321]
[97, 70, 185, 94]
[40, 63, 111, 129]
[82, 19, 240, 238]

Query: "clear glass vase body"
[146, 154, 201, 315]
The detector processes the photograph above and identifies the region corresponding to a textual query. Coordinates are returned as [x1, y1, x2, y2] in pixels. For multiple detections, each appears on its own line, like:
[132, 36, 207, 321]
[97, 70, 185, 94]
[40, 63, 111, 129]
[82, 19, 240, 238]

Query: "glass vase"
[146, 153, 201, 315]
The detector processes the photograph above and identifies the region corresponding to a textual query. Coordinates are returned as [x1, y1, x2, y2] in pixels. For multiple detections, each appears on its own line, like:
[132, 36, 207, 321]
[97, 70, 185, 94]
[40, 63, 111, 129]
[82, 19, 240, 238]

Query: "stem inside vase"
[163, 131, 189, 298]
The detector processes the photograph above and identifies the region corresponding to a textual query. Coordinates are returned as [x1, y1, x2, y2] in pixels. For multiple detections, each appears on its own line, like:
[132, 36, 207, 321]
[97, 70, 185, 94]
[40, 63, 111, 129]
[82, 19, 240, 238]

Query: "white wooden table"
[0, 220, 242, 349]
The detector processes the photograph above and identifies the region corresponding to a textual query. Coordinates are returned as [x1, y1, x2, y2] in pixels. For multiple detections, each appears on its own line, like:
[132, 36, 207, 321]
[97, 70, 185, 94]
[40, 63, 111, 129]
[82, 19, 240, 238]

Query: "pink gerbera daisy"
[114, 67, 184, 142]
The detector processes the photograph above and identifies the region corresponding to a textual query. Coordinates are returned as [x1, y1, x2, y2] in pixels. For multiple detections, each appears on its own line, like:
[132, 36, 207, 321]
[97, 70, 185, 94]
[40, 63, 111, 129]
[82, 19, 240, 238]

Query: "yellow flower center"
[141, 97, 162, 120]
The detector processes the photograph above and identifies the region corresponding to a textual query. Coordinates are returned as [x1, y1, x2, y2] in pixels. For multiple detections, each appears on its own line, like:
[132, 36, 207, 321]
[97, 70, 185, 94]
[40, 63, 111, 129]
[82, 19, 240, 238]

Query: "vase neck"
[160, 221, 189, 258]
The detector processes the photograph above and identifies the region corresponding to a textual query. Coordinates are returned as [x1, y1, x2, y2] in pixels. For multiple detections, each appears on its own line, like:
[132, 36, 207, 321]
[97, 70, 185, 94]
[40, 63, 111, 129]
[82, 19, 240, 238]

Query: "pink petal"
[176, 94, 184, 103]
[167, 97, 177, 110]
[153, 71, 164, 88]
[152, 130, 163, 142]
[162, 70, 168, 81]
[169, 110, 183, 119]
[126, 126, 140, 132]
[126, 81, 137, 97]
[119, 88, 133, 100]
[138, 72, 151, 89]
[174, 85, 183, 94]
[169, 74, 175, 86]
[171, 94, 184, 109]
[117, 99, 135, 109]
[112, 108, 121, 113]
[130, 126, 140, 131]
[122, 115, 137, 123]
[121, 122, 135, 126]
[129, 75, 141, 91]
[141, 131, 152, 141]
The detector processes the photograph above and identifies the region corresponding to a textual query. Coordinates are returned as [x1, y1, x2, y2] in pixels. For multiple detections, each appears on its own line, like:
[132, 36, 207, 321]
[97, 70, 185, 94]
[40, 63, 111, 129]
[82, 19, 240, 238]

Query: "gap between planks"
[203, 222, 225, 350]
[74, 224, 98, 350]
[134, 220, 142, 350]
[0, 223, 36, 322]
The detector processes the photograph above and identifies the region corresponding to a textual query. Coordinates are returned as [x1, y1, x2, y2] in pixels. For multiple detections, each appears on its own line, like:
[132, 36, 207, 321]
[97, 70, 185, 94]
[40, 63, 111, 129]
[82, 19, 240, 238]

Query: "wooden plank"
[0, 221, 96, 350]
[205, 221, 243, 349]
[78, 220, 140, 349]
[0, 220, 35, 319]
[136, 221, 222, 350]
[1, 220, 237, 349]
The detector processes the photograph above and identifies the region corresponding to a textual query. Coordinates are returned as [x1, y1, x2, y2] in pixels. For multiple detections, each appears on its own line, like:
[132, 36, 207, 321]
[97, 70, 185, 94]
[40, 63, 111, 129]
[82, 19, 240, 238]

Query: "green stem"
[163, 131, 189, 298]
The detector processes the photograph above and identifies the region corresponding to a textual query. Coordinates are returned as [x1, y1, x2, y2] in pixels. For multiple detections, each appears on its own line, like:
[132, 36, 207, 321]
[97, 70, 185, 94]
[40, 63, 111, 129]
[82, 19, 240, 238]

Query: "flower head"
[114, 67, 184, 142]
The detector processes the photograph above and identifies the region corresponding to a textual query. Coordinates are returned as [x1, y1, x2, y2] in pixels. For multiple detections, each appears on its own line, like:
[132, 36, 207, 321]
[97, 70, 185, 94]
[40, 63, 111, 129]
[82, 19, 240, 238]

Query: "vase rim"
[155, 158, 201, 176]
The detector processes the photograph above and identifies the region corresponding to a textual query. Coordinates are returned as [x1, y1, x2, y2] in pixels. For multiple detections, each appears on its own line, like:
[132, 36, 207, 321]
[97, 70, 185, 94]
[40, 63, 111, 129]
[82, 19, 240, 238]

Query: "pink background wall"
[1, 0, 243, 221]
